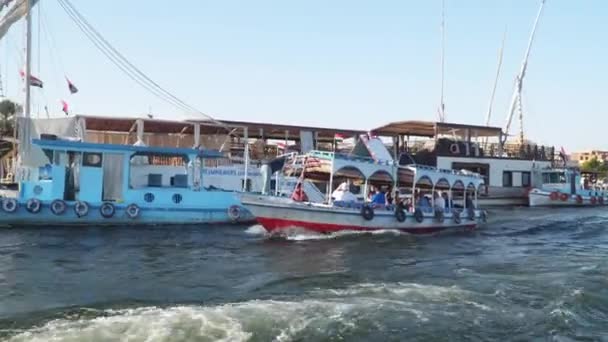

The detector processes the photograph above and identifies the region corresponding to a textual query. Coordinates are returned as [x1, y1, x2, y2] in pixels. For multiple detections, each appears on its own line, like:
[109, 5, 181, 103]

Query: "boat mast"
[438, 0, 446, 122]
[502, 0, 546, 144]
[484, 28, 507, 128]
[22, 0, 32, 154]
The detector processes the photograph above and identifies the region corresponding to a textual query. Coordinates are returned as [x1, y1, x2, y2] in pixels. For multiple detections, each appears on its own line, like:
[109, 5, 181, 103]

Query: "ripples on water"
[0, 207, 607, 341]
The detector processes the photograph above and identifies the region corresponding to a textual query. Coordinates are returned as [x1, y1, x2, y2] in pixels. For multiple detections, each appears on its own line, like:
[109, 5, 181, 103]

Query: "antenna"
[502, 0, 546, 144]
[484, 28, 507, 127]
[438, 0, 446, 122]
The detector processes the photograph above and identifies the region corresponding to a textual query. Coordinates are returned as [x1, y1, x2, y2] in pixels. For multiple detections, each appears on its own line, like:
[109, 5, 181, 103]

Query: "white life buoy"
[50, 199, 67, 215]
[228, 205, 241, 221]
[450, 143, 460, 154]
[2, 198, 18, 213]
[126, 204, 140, 219]
[26, 198, 41, 213]
[74, 201, 89, 217]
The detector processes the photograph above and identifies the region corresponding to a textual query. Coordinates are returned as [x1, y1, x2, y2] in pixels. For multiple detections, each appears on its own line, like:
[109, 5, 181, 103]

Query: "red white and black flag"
[66, 77, 78, 94]
[19, 69, 43, 88]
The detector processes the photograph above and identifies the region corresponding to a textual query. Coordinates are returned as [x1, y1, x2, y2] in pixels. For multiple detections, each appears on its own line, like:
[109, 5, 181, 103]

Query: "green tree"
[580, 156, 608, 176]
[0, 99, 21, 136]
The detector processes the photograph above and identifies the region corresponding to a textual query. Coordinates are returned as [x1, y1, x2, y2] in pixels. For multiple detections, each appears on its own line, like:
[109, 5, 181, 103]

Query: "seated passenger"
[371, 188, 386, 206]
[291, 183, 308, 202]
[333, 182, 357, 202]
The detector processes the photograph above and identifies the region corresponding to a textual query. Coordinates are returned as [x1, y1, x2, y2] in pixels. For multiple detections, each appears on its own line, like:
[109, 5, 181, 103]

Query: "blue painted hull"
[0, 201, 255, 227]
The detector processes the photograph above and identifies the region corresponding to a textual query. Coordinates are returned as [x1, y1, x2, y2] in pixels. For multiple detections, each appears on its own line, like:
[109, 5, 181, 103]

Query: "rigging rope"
[55, 0, 231, 132]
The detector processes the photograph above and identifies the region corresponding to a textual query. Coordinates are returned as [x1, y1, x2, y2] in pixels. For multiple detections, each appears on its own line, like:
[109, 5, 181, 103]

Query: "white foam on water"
[244, 225, 268, 236]
[6, 282, 494, 341]
[283, 228, 406, 241]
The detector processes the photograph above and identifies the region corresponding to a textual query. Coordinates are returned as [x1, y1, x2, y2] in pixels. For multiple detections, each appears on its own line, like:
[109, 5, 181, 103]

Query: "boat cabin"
[20, 137, 225, 207]
[370, 120, 554, 202]
[538, 168, 606, 196]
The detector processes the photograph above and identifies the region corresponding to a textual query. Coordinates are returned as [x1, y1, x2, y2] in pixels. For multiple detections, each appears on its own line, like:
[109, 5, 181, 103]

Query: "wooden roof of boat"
[370, 120, 503, 138]
[77, 115, 365, 141]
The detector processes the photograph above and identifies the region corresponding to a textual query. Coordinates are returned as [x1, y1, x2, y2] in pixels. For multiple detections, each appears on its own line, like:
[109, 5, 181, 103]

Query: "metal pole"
[243, 127, 249, 191]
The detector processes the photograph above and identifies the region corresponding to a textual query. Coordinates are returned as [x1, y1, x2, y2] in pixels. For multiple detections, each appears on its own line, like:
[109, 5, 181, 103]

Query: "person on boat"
[367, 186, 377, 201]
[332, 182, 357, 203]
[432, 191, 443, 211]
[371, 187, 386, 206]
[385, 187, 394, 205]
[416, 191, 432, 211]
[441, 192, 452, 211]
[291, 183, 308, 202]
[465, 193, 475, 209]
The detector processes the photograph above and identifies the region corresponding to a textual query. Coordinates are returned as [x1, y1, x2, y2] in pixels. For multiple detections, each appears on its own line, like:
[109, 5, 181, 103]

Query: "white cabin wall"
[437, 156, 551, 187]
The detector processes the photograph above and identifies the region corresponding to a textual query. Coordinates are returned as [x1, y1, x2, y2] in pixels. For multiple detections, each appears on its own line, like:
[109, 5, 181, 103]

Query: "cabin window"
[542, 172, 566, 184]
[521, 172, 531, 187]
[83, 152, 103, 167]
[502, 171, 513, 187]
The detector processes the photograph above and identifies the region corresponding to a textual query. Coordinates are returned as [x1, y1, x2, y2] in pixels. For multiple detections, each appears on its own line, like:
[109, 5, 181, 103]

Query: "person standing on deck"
[291, 183, 308, 202]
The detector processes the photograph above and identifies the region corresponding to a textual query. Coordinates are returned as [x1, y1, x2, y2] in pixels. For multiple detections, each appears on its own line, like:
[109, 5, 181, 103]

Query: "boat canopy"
[32, 139, 225, 159]
[370, 120, 503, 138]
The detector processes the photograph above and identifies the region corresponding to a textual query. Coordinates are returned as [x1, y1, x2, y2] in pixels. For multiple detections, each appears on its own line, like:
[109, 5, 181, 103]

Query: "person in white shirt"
[332, 181, 358, 202]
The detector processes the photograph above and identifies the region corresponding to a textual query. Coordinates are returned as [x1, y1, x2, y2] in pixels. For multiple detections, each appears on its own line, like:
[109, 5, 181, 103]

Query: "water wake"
[3, 282, 490, 342]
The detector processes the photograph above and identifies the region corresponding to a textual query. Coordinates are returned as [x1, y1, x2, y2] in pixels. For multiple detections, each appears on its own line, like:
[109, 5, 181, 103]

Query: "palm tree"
[0, 99, 21, 137]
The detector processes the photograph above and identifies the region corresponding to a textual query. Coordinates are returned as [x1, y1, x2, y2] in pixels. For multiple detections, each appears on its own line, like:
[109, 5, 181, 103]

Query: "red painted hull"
[256, 217, 475, 235]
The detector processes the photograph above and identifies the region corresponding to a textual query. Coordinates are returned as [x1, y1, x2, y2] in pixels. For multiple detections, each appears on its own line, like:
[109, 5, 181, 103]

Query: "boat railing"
[307, 150, 395, 166]
[404, 163, 483, 179]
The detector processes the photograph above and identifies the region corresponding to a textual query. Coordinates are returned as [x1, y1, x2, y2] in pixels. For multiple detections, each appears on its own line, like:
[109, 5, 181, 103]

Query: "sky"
[1, 0, 606, 151]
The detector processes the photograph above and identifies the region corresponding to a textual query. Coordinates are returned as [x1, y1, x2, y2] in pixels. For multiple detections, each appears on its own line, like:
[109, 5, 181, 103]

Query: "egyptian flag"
[334, 133, 345, 140]
[19, 69, 43, 88]
[61, 100, 69, 115]
[66, 77, 78, 94]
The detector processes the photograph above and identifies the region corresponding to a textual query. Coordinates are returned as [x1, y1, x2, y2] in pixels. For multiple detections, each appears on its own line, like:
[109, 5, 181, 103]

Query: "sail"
[0, 0, 38, 41]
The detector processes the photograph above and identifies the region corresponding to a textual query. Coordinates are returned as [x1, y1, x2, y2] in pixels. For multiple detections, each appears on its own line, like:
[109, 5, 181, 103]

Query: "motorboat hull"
[241, 194, 484, 235]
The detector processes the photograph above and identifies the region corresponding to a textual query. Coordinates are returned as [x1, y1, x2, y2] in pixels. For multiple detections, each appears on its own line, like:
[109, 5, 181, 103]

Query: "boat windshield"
[542, 172, 566, 184]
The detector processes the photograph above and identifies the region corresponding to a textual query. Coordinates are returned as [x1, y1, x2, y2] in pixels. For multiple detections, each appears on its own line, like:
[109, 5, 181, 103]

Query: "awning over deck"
[77, 115, 365, 142]
[370, 120, 503, 138]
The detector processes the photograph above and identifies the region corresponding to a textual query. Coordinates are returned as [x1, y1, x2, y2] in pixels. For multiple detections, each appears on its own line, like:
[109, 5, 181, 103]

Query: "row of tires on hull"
[548, 191, 605, 205]
[359, 204, 486, 224]
[1, 198, 141, 219]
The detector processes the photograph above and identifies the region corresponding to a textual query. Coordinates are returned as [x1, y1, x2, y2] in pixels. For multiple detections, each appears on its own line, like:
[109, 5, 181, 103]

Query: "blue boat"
[0, 137, 254, 226]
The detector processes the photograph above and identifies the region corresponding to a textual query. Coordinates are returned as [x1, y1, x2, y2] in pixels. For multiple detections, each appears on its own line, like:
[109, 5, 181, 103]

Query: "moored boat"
[241, 136, 488, 235]
[528, 168, 607, 207]
[0, 136, 255, 226]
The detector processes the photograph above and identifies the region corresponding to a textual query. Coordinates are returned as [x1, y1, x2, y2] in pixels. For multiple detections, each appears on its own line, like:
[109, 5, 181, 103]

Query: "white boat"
[528, 168, 607, 207]
[241, 137, 488, 235]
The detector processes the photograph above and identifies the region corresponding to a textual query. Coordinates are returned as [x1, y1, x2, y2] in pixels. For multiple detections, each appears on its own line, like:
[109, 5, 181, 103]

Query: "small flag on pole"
[66, 77, 78, 94]
[61, 100, 69, 115]
[19, 69, 43, 88]
[334, 133, 345, 140]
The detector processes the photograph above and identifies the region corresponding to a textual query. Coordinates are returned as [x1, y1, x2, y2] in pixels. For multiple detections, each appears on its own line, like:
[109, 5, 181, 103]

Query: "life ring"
[449, 143, 460, 154]
[434, 210, 444, 223]
[467, 207, 475, 221]
[549, 192, 559, 201]
[2, 198, 18, 213]
[100, 202, 115, 218]
[360, 205, 374, 221]
[576, 195, 583, 204]
[590, 196, 597, 205]
[26, 198, 41, 213]
[414, 208, 424, 223]
[50, 199, 67, 215]
[559, 193, 569, 202]
[453, 211, 461, 224]
[126, 204, 140, 219]
[394, 207, 406, 222]
[74, 201, 89, 217]
[228, 205, 241, 221]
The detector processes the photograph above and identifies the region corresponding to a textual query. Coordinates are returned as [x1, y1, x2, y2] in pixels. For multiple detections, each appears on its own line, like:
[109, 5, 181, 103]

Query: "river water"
[0, 207, 607, 341]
